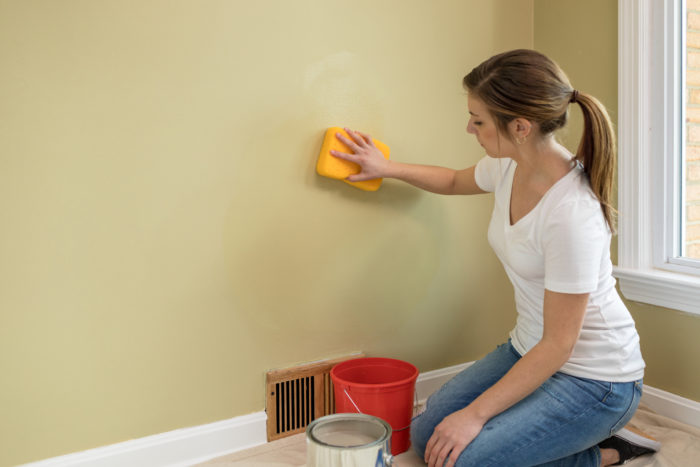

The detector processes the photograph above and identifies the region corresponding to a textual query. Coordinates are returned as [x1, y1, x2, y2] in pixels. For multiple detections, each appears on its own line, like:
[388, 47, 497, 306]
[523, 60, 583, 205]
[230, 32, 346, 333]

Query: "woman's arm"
[425, 290, 590, 467]
[331, 128, 486, 195]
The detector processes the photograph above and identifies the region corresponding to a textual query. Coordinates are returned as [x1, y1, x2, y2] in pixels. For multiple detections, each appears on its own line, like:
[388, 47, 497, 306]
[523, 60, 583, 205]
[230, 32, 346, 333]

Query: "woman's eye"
[474, 121, 483, 126]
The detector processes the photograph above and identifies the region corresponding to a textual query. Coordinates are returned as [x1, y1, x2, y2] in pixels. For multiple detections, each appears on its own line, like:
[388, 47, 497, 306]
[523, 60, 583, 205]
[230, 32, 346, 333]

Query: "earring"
[516, 137, 525, 145]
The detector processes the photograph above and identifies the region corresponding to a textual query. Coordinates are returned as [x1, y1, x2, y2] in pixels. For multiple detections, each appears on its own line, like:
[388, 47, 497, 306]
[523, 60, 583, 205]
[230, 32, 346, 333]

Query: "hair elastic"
[570, 89, 579, 103]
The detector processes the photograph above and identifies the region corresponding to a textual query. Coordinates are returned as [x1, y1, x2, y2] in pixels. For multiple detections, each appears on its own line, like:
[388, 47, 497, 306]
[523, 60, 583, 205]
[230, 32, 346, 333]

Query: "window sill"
[613, 266, 700, 315]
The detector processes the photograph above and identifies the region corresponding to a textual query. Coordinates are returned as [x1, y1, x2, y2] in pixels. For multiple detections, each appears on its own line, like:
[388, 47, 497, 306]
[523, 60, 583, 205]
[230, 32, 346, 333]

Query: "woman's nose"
[466, 122, 476, 134]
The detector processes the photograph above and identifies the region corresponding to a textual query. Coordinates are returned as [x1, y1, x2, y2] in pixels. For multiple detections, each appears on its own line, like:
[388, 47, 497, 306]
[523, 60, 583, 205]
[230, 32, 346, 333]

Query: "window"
[615, 0, 700, 315]
[685, 1, 700, 259]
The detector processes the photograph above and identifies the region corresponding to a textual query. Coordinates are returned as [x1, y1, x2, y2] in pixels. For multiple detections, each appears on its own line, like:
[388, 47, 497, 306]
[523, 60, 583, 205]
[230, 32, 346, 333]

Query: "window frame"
[615, 0, 700, 315]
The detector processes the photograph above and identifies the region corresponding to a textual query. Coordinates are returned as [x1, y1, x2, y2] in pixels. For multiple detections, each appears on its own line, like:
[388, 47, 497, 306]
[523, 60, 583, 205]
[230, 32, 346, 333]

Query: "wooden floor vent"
[265, 353, 363, 441]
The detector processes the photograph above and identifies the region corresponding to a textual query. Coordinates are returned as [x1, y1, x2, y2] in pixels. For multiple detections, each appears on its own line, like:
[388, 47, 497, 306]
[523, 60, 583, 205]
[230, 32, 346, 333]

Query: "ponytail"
[572, 92, 617, 233]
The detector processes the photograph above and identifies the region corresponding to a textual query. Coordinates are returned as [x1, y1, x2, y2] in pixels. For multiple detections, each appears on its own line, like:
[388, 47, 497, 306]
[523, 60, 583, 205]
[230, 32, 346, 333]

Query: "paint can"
[306, 413, 394, 466]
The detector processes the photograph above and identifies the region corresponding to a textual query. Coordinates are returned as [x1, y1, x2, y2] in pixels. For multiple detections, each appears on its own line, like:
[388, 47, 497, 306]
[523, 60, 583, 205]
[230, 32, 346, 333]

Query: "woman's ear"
[509, 118, 533, 143]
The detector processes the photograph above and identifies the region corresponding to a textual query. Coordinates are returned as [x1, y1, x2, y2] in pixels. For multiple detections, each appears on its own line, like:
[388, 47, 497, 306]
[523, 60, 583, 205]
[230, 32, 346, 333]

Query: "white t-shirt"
[475, 155, 645, 382]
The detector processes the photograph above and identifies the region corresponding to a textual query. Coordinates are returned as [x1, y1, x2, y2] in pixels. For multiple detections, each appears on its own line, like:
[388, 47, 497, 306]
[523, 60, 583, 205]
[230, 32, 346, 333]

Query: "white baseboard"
[18, 412, 267, 467]
[640, 385, 700, 429]
[414, 361, 474, 408]
[19, 363, 700, 467]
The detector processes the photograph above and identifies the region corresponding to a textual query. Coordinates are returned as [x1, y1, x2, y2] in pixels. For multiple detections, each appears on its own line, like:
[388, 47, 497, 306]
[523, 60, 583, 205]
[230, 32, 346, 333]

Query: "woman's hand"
[424, 408, 485, 467]
[330, 127, 391, 182]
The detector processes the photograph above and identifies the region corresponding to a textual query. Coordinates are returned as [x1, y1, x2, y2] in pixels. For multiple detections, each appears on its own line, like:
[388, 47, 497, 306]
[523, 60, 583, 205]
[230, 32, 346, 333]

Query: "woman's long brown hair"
[463, 49, 617, 232]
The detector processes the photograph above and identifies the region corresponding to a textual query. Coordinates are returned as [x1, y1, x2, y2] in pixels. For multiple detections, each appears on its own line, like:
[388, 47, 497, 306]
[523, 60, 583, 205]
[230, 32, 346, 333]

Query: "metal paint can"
[306, 413, 394, 466]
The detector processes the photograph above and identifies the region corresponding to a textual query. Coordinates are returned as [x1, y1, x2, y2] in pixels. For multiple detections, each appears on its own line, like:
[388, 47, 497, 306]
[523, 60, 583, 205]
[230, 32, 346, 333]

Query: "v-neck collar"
[505, 161, 580, 228]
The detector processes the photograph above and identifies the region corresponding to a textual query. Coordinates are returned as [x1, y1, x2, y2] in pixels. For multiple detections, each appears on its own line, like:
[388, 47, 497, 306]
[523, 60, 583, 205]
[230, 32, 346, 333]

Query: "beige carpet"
[197, 404, 700, 466]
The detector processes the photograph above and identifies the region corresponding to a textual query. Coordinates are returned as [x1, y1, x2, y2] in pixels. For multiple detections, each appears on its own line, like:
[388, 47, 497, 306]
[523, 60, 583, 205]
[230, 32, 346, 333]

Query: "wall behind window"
[534, 0, 700, 402]
[0, 1, 531, 465]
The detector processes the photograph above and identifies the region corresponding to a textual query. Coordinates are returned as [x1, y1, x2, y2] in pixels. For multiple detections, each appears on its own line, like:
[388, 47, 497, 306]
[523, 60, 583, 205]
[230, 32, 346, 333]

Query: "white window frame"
[615, 0, 700, 315]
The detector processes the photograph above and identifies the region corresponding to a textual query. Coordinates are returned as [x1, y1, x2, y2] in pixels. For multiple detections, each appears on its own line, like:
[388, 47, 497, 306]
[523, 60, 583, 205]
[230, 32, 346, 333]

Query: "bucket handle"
[343, 387, 363, 413]
[342, 387, 416, 433]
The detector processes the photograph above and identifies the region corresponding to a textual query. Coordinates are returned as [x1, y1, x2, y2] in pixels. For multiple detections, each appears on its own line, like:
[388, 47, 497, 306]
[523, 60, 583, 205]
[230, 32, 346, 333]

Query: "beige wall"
[534, 0, 700, 402]
[0, 1, 531, 465]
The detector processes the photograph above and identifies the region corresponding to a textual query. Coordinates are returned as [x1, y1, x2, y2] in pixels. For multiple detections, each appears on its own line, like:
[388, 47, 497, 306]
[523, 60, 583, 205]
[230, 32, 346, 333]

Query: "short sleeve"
[474, 156, 509, 193]
[542, 200, 609, 294]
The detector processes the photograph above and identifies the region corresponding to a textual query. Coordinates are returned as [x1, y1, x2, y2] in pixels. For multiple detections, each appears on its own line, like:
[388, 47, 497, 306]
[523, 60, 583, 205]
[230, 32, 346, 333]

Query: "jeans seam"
[609, 382, 641, 436]
[600, 381, 613, 403]
[593, 445, 601, 466]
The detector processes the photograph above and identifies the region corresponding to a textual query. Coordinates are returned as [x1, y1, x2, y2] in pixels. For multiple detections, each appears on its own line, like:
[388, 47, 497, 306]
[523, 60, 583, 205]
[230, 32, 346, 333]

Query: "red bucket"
[330, 357, 418, 455]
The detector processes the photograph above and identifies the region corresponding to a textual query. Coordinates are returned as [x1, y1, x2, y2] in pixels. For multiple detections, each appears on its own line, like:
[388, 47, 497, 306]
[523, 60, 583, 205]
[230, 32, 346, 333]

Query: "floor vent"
[265, 353, 363, 441]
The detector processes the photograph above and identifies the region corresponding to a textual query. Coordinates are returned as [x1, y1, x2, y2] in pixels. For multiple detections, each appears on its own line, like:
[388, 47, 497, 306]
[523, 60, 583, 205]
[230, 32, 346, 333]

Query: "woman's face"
[466, 95, 515, 157]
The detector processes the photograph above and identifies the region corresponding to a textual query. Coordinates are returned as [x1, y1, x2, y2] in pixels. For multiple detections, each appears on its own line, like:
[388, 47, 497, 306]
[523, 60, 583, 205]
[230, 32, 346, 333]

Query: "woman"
[331, 49, 659, 466]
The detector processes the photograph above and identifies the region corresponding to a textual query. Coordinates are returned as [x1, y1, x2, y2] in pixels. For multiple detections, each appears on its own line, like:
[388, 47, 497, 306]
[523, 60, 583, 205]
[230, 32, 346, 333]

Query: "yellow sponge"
[316, 127, 390, 191]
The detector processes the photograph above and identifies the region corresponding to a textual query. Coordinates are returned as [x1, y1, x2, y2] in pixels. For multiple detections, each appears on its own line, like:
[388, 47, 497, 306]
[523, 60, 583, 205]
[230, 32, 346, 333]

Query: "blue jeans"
[411, 341, 642, 466]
